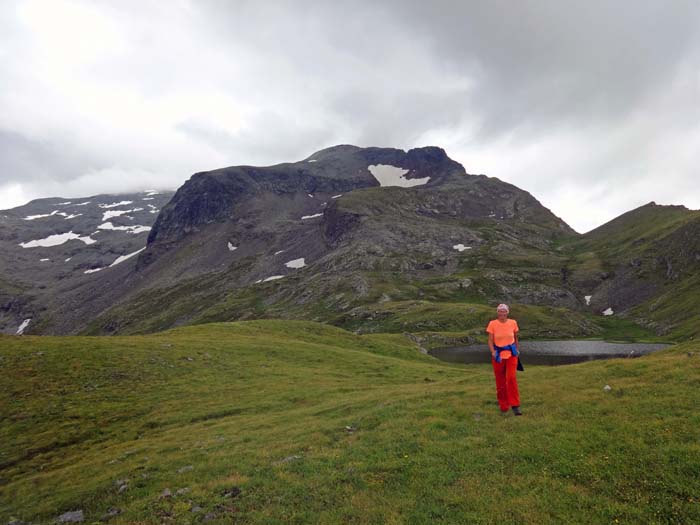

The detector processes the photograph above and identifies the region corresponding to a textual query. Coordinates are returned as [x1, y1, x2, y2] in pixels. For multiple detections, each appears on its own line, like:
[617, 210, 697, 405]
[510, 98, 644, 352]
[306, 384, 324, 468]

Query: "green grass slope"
[571, 203, 700, 256]
[560, 203, 698, 283]
[2, 321, 699, 524]
[630, 272, 700, 341]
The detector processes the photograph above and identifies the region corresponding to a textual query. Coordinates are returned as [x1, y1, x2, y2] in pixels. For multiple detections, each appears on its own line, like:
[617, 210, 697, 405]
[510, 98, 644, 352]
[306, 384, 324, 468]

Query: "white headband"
[496, 303, 509, 313]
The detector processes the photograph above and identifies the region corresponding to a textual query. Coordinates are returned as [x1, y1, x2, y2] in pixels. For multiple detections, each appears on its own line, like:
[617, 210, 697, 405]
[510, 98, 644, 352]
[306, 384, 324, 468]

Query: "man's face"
[497, 309, 508, 320]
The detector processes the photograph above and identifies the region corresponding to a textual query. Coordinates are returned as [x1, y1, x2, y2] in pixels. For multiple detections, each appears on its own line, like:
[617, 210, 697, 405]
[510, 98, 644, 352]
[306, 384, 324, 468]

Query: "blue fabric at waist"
[493, 343, 519, 363]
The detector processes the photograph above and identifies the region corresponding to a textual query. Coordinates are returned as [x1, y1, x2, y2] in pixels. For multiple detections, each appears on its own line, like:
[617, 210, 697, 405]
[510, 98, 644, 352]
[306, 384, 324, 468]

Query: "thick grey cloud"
[394, 1, 700, 131]
[1, 0, 699, 232]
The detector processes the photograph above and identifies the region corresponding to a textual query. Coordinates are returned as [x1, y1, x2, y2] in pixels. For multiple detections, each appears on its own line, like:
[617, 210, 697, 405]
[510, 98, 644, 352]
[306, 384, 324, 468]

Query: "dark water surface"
[429, 340, 672, 366]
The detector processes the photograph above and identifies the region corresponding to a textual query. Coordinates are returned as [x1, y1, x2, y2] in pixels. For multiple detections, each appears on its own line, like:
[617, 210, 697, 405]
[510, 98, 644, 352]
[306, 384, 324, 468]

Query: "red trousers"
[492, 356, 520, 410]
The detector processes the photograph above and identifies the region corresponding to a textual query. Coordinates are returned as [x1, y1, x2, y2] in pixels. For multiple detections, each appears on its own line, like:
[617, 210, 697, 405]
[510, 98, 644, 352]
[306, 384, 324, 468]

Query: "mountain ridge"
[1, 145, 697, 339]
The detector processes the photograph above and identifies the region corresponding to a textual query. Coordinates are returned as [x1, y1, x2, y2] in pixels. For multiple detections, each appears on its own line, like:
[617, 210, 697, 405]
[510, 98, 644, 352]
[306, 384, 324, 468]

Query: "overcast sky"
[1, 0, 699, 232]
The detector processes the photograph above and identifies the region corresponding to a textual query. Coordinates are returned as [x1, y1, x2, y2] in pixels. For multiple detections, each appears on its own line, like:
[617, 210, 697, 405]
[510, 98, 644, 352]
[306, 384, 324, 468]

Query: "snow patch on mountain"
[98, 222, 151, 234]
[368, 164, 430, 187]
[24, 211, 56, 220]
[23, 210, 79, 220]
[102, 208, 144, 221]
[16, 319, 31, 335]
[19, 231, 97, 248]
[110, 247, 146, 267]
[285, 258, 306, 269]
[98, 201, 133, 209]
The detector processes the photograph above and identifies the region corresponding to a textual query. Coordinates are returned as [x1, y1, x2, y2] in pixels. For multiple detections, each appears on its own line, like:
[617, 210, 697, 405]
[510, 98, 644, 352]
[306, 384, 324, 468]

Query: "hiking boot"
[512, 406, 522, 416]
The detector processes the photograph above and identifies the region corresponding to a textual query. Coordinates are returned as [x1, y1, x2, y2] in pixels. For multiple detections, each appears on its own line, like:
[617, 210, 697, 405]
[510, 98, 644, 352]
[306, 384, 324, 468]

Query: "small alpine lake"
[429, 340, 673, 366]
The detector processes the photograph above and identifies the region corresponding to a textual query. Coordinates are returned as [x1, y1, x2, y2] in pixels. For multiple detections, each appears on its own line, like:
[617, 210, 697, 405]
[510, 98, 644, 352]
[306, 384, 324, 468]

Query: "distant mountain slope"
[563, 202, 700, 337]
[0, 190, 174, 334]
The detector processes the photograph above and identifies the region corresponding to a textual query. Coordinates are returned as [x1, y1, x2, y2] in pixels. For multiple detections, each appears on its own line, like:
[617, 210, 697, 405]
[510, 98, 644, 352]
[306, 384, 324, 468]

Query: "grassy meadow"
[1, 320, 699, 524]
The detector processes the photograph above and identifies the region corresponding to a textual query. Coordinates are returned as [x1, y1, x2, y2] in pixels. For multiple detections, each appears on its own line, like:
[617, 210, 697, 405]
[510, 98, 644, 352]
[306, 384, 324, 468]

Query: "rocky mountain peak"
[144, 145, 469, 251]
